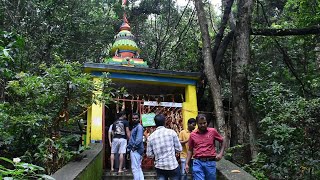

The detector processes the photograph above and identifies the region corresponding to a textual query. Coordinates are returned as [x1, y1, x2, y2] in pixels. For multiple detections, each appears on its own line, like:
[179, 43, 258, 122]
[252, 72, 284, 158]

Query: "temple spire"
[104, 0, 148, 68]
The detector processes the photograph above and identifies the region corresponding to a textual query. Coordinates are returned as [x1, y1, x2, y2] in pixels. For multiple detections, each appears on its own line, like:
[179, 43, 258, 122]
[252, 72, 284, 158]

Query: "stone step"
[103, 171, 156, 180]
[102, 171, 192, 180]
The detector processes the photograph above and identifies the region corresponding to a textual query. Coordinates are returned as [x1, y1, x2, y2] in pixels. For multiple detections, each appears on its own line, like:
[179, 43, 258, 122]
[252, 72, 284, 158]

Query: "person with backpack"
[110, 111, 130, 174]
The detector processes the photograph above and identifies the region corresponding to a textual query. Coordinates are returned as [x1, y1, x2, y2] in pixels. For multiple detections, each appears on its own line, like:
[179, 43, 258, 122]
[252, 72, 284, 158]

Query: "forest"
[0, 0, 319, 179]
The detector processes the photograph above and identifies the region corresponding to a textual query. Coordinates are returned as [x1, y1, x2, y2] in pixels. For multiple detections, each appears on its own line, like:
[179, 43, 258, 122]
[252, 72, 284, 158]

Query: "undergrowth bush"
[0, 157, 53, 179]
[247, 82, 320, 179]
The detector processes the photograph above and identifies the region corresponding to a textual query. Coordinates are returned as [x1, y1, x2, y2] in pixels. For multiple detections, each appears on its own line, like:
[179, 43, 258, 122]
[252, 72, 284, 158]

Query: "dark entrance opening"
[103, 81, 186, 171]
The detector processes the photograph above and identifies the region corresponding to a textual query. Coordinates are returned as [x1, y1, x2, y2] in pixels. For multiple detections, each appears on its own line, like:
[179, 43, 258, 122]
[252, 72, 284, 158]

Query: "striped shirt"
[146, 126, 182, 170]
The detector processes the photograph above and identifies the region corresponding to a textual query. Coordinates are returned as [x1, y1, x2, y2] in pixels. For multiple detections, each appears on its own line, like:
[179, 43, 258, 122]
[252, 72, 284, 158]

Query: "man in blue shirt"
[127, 113, 144, 180]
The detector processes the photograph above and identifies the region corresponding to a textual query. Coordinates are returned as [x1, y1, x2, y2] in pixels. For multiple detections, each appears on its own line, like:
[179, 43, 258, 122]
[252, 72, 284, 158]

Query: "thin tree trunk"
[316, 42, 320, 70]
[194, 0, 226, 136]
[231, 0, 257, 163]
[0, 79, 5, 102]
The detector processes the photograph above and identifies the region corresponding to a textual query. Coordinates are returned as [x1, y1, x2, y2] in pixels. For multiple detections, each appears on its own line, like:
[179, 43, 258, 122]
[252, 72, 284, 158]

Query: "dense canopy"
[0, 0, 319, 179]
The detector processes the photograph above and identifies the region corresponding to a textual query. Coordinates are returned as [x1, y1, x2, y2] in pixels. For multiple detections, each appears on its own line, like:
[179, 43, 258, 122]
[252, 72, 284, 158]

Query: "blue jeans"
[130, 151, 144, 180]
[180, 158, 193, 180]
[155, 166, 181, 180]
[192, 159, 216, 180]
[180, 158, 187, 180]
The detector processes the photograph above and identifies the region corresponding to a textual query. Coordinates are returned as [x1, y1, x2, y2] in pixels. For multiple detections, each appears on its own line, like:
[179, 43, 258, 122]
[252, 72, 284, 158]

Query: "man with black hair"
[146, 113, 182, 180]
[127, 113, 144, 180]
[179, 118, 196, 180]
[185, 114, 226, 180]
[110, 111, 130, 173]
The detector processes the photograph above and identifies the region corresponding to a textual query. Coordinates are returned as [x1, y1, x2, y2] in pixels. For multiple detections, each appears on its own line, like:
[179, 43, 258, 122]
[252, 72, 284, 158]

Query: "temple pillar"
[182, 85, 198, 130]
[87, 78, 104, 145]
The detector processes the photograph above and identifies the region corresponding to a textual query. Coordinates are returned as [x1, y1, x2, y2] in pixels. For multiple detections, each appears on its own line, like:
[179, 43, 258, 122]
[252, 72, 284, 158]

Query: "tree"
[230, 0, 257, 164]
[244, 0, 320, 178]
[193, 0, 226, 136]
[129, 0, 202, 71]
[0, 0, 118, 68]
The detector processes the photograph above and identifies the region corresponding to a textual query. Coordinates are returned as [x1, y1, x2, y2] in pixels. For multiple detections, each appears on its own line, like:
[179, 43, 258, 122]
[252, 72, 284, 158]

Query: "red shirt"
[188, 128, 223, 158]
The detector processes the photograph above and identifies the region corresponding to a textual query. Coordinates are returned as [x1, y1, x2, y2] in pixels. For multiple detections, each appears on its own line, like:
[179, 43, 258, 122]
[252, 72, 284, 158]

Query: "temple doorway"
[104, 94, 184, 170]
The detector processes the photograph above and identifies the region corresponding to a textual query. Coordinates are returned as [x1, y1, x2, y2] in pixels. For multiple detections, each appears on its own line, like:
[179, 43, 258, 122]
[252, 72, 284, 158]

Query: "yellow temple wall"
[182, 85, 198, 130]
[87, 78, 103, 145]
[85, 106, 92, 146]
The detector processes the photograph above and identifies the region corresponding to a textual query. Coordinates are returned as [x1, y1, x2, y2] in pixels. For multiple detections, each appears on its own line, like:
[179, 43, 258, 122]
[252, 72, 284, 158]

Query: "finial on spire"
[123, 13, 128, 23]
[122, 0, 128, 23]
[122, 0, 127, 8]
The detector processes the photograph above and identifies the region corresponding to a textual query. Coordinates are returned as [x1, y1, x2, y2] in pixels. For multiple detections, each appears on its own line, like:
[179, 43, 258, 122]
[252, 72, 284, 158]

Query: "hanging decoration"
[113, 93, 188, 134]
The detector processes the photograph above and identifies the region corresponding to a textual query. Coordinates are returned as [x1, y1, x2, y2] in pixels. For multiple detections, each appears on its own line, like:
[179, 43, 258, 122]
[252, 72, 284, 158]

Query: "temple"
[83, 1, 200, 169]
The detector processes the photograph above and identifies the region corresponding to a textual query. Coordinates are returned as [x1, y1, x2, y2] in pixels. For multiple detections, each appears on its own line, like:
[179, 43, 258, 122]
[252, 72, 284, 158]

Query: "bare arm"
[126, 127, 130, 140]
[216, 137, 227, 161]
[179, 131, 188, 145]
[108, 132, 112, 147]
[144, 129, 150, 139]
[146, 138, 154, 158]
[180, 139, 188, 144]
[185, 148, 193, 173]
[173, 131, 182, 152]
[108, 125, 113, 147]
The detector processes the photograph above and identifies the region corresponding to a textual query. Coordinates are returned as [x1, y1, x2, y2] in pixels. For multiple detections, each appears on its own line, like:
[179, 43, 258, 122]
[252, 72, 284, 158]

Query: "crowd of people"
[108, 112, 226, 180]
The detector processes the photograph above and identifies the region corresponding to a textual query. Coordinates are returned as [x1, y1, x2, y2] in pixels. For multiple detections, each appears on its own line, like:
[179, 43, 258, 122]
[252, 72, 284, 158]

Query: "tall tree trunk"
[194, 0, 226, 136]
[231, 0, 257, 164]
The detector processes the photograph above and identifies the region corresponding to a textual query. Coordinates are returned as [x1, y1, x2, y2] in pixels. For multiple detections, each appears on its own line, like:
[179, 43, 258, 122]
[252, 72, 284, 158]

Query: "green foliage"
[283, 0, 320, 27]
[31, 137, 82, 174]
[249, 79, 320, 179]
[253, 0, 319, 28]
[0, 157, 54, 179]
[1, 0, 202, 71]
[243, 153, 269, 180]
[0, 60, 119, 174]
[0, 31, 19, 78]
[0, 31, 25, 105]
[0, 0, 317, 179]
[224, 144, 245, 161]
[0, 0, 118, 67]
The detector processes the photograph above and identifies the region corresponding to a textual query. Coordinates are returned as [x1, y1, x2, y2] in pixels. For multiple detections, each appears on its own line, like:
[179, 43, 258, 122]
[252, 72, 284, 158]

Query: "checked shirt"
[146, 126, 182, 170]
